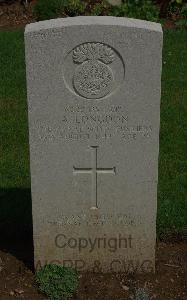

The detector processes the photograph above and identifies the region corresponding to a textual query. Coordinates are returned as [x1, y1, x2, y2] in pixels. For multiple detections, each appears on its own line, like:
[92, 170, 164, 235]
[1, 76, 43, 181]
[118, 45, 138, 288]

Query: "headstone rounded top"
[25, 16, 162, 35]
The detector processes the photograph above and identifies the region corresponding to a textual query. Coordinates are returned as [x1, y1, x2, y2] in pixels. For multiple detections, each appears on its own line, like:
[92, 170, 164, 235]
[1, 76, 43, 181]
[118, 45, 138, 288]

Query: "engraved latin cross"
[73, 146, 116, 209]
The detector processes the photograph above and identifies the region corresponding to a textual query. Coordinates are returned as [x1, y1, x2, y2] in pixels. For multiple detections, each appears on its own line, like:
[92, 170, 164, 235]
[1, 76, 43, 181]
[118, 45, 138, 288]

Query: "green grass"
[157, 29, 187, 235]
[0, 29, 186, 238]
[0, 31, 30, 188]
[0, 31, 31, 238]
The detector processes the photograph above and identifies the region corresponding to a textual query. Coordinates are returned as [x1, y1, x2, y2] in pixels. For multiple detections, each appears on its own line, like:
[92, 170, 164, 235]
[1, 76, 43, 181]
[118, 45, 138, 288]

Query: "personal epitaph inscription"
[73, 146, 116, 209]
[25, 17, 163, 273]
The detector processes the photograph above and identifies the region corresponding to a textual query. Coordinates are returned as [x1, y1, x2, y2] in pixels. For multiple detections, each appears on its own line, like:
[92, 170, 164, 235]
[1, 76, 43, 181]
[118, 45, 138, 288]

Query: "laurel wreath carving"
[73, 43, 115, 64]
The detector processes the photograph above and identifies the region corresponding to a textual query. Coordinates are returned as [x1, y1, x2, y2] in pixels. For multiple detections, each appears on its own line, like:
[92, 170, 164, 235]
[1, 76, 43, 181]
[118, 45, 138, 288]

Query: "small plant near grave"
[134, 288, 150, 300]
[35, 264, 79, 300]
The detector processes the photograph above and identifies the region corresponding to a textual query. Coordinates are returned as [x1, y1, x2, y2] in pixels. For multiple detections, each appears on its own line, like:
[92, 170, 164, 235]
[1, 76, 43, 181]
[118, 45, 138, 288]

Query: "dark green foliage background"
[33, 0, 160, 21]
[33, 0, 187, 26]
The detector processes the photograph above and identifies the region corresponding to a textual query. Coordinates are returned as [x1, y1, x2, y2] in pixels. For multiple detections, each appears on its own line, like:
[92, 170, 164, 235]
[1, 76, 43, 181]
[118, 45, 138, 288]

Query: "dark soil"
[0, 0, 35, 30]
[0, 240, 186, 299]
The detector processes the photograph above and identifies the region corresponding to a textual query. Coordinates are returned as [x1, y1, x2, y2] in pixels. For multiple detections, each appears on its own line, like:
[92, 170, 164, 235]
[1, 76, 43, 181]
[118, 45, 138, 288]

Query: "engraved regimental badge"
[73, 43, 115, 99]
[63, 42, 125, 100]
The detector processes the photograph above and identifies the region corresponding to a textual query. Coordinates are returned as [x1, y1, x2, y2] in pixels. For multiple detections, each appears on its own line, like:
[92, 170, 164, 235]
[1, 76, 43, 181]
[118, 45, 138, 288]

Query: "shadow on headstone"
[0, 188, 34, 270]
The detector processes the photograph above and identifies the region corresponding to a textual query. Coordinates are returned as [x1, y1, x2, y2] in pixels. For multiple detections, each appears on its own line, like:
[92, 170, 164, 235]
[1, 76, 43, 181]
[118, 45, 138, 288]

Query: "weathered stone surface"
[25, 16, 163, 273]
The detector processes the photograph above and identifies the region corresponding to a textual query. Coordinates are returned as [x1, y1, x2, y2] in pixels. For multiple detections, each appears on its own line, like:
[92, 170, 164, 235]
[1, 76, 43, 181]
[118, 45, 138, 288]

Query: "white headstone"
[25, 16, 162, 273]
